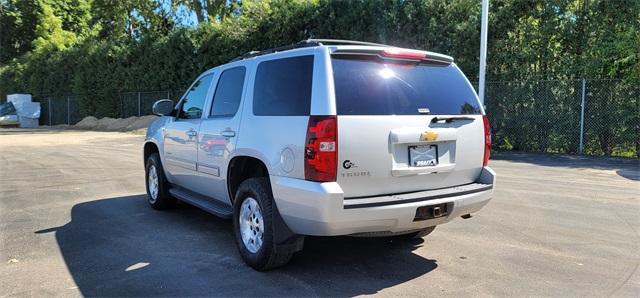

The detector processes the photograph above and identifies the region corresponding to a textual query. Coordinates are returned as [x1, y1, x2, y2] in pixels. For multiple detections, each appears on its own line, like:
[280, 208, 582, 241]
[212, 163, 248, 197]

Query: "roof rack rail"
[303, 39, 392, 47]
[229, 41, 318, 62]
[228, 39, 393, 63]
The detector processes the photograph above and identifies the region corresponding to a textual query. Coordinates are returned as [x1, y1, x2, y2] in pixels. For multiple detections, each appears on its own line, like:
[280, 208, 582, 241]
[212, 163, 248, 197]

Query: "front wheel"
[233, 178, 295, 271]
[145, 153, 176, 210]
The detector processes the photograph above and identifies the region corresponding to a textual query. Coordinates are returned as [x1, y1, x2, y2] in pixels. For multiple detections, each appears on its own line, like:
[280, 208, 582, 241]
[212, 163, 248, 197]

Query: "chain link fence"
[32, 90, 184, 125]
[119, 91, 172, 118]
[11, 79, 639, 158]
[483, 79, 638, 158]
[34, 95, 84, 126]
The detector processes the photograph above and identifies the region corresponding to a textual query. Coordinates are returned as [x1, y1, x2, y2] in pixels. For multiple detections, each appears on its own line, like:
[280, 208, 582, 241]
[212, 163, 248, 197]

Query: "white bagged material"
[5, 94, 40, 127]
[18, 116, 38, 128]
[15, 101, 41, 118]
[7, 94, 32, 106]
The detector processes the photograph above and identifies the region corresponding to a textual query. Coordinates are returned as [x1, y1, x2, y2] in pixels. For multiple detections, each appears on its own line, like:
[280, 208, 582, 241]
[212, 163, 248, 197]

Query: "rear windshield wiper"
[431, 116, 475, 123]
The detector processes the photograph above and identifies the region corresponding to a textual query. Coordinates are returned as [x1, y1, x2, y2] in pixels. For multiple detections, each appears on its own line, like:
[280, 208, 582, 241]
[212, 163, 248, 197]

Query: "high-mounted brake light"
[305, 116, 337, 182]
[483, 115, 491, 166]
[382, 48, 426, 60]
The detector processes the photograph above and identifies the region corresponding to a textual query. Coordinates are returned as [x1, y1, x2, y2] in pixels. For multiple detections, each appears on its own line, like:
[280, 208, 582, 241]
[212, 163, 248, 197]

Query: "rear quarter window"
[210, 66, 246, 117]
[332, 57, 482, 115]
[253, 55, 314, 116]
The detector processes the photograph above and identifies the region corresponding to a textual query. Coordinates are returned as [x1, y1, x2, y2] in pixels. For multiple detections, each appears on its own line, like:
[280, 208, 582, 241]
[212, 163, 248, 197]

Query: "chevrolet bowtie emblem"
[421, 131, 438, 141]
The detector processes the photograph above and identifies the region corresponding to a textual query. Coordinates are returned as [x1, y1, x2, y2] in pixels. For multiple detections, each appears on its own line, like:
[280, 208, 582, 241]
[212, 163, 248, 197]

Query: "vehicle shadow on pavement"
[35, 195, 437, 296]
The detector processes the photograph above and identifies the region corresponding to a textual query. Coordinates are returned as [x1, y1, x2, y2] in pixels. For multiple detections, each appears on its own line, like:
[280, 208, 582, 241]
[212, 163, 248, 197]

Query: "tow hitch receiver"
[414, 203, 449, 221]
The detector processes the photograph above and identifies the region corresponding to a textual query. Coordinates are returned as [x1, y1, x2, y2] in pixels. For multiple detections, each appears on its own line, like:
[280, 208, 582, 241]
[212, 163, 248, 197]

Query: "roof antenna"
[304, 29, 315, 39]
[302, 30, 317, 45]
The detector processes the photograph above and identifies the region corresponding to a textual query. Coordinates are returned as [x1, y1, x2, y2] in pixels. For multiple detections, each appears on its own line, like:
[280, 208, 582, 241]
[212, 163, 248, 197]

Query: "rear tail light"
[305, 116, 337, 182]
[483, 115, 491, 166]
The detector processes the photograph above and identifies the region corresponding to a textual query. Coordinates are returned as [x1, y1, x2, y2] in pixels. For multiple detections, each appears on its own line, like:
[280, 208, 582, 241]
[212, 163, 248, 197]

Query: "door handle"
[221, 129, 236, 138]
[186, 129, 197, 137]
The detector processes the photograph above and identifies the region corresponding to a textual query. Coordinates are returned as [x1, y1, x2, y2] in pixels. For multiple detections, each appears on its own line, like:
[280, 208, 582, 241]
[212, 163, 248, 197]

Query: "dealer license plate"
[409, 145, 438, 167]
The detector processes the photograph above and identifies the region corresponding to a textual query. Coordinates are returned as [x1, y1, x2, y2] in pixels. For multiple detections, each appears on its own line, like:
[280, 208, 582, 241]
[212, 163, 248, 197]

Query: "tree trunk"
[193, 0, 205, 23]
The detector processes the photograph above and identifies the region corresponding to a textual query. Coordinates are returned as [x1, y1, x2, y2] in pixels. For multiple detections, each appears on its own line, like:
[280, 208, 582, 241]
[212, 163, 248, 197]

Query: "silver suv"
[144, 39, 496, 270]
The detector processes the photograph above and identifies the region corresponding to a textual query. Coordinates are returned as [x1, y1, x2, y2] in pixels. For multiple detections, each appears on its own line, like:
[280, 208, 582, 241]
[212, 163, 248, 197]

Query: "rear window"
[332, 57, 482, 115]
[253, 55, 314, 116]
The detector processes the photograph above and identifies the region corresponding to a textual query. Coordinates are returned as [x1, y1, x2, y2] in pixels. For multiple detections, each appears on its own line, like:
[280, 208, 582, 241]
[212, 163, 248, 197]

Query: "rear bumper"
[270, 167, 496, 236]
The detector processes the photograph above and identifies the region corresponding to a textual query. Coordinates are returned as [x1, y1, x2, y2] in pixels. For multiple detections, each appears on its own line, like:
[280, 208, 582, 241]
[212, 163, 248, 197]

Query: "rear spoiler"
[331, 48, 454, 64]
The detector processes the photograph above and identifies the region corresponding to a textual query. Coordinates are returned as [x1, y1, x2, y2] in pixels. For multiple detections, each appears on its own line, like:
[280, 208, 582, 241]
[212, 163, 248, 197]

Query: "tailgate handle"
[392, 163, 456, 177]
[431, 116, 475, 123]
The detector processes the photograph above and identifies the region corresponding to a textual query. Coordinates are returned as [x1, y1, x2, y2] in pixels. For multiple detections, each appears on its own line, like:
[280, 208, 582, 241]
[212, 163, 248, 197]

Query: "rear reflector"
[305, 116, 337, 182]
[382, 48, 426, 60]
[483, 115, 491, 166]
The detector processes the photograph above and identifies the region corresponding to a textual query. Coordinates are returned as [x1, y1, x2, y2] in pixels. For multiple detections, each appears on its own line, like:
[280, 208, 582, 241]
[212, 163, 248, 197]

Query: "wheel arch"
[227, 154, 271, 204]
[143, 140, 174, 183]
[143, 141, 159, 164]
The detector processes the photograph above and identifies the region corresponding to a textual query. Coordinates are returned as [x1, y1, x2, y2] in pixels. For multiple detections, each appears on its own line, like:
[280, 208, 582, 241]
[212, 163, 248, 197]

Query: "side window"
[179, 74, 213, 119]
[210, 66, 246, 117]
[253, 55, 314, 116]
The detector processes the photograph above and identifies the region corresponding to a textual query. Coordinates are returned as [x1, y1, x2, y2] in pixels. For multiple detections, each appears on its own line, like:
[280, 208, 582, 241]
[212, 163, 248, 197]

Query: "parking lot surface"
[1, 129, 638, 297]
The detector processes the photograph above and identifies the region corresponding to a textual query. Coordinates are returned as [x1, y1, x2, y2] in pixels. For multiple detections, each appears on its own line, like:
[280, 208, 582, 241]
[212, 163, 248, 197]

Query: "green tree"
[172, 0, 241, 24]
[0, 0, 40, 64]
[92, 0, 175, 39]
[32, 1, 77, 51]
[48, 0, 92, 36]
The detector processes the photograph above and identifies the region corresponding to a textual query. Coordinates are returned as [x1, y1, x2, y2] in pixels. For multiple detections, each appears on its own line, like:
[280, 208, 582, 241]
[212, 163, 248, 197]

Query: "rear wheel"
[145, 153, 176, 210]
[233, 178, 294, 271]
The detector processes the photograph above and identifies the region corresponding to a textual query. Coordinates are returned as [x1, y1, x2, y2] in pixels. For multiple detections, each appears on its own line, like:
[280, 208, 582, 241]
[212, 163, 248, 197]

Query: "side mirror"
[152, 99, 174, 116]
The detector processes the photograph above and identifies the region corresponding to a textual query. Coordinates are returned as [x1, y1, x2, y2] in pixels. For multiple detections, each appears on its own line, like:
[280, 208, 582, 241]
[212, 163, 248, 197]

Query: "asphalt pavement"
[0, 129, 638, 297]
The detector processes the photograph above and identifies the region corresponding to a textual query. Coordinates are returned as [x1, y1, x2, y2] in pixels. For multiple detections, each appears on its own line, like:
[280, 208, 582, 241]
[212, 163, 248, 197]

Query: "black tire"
[396, 226, 437, 240]
[145, 152, 176, 210]
[233, 177, 294, 271]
